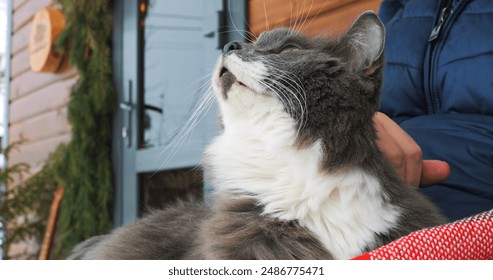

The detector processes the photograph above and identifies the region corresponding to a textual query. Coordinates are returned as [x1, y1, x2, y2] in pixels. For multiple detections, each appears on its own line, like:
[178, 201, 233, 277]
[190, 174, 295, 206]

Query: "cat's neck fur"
[204, 88, 400, 259]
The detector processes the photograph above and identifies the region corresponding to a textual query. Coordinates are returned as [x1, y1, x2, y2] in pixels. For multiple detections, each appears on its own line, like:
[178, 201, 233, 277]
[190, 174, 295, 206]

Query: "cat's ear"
[341, 11, 385, 75]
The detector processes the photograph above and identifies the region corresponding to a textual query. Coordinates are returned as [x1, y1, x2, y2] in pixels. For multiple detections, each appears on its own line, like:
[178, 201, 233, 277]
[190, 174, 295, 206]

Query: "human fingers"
[421, 160, 450, 186]
[374, 113, 422, 187]
[374, 115, 406, 181]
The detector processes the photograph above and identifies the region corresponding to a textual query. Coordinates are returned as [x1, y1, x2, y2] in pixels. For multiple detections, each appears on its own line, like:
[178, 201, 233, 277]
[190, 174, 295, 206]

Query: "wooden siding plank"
[298, 0, 382, 36]
[10, 48, 30, 77]
[13, 0, 53, 32]
[8, 133, 71, 169]
[10, 68, 77, 101]
[249, 0, 360, 36]
[10, 107, 71, 145]
[249, 0, 382, 36]
[11, 20, 30, 55]
[9, 76, 76, 124]
[13, 0, 28, 11]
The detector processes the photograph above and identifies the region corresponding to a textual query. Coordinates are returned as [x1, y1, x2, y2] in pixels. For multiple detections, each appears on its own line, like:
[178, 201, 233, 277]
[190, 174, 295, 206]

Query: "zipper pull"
[429, 1, 452, 42]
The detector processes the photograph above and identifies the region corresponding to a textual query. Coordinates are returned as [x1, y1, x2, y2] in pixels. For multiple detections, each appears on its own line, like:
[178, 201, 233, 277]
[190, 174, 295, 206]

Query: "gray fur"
[68, 12, 445, 260]
[189, 197, 333, 259]
[71, 200, 207, 259]
[69, 197, 331, 260]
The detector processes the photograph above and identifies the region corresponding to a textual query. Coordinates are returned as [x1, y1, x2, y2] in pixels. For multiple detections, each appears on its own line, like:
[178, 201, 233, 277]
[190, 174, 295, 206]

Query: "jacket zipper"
[425, 0, 469, 114]
[425, 0, 453, 114]
[428, 1, 452, 42]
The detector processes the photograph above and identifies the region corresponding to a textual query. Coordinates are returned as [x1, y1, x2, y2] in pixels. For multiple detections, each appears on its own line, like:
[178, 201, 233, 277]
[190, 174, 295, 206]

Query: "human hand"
[374, 112, 450, 188]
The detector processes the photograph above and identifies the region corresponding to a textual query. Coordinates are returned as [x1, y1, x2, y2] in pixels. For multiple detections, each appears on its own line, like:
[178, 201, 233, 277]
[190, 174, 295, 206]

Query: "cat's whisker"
[293, 0, 308, 34]
[266, 74, 303, 111]
[271, 78, 307, 137]
[264, 73, 303, 119]
[299, 0, 324, 36]
[217, 30, 256, 43]
[260, 74, 306, 138]
[234, 6, 258, 42]
[296, 0, 316, 35]
[266, 63, 306, 98]
[175, 88, 215, 142]
[262, 0, 270, 31]
[144, 74, 213, 144]
[220, 55, 307, 147]
[226, 0, 257, 42]
[172, 91, 215, 154]
[290, 0, 310, 35]
[152, 73, 213, 143]
[274, 69, 307, 110]
[227, 0, 254, 42]
[289, 0, 295, 36]
[153, 90, 215, 175]
[145, 98, 201, 151]
[289, 1, 300, 35]
[174, 90, 214, 145]
[262, 81, 297, 118]
[264, 63, 308, 134]
[180, 73, 215, 99]
[244, 71, 297, 119]
[149, 81, 215, 176]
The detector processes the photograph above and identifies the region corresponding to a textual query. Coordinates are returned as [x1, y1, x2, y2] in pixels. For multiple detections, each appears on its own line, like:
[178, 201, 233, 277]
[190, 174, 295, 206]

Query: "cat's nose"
[223, 41, 241, 54]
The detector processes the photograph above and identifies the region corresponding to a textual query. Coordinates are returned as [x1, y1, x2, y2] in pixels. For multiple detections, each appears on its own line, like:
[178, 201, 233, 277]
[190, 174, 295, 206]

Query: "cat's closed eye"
[280, 44, 301, 53]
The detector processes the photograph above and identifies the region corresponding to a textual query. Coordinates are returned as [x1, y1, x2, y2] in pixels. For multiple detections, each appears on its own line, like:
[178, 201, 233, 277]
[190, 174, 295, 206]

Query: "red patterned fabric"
[353, 210, 493, 260]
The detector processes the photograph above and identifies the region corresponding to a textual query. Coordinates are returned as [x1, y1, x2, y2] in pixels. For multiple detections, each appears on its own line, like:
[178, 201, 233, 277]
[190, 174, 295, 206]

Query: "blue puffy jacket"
[379, 0, 493, 220]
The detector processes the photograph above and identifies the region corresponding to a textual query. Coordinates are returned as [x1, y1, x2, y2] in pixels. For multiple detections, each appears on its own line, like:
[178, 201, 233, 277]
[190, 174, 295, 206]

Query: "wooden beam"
[38, 187, 64, 260]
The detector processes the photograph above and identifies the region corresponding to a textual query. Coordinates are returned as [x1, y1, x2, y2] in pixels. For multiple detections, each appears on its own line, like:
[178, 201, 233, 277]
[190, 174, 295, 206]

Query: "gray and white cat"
[69, 12, 445, 260]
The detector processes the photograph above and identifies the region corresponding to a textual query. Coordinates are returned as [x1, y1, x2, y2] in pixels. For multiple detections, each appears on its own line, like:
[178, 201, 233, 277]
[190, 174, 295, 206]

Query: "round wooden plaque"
[29, 7, 65, 73]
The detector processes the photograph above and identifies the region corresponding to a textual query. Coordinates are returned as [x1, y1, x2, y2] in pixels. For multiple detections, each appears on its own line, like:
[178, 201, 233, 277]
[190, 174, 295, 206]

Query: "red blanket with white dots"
[353, 210, 493, 260]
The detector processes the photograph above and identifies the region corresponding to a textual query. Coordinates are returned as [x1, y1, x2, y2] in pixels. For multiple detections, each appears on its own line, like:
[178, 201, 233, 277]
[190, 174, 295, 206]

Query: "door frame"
[112, 0, 248, 226]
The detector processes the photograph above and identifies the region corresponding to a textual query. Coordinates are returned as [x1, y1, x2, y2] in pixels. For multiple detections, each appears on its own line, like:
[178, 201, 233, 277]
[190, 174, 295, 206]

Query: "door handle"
[120, 101, 132, 139]
[121, 80, 133, 147]
[120, 102, 132, 111]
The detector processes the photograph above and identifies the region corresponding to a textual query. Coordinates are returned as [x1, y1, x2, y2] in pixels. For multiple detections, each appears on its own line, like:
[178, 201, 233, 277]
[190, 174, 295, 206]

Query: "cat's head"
[212, 11, 385, 168]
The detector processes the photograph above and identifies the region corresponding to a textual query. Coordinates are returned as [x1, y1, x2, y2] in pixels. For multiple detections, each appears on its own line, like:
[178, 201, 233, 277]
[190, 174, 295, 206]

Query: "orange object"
[38, 187, 64, 260]
[29, 7, 66, 73]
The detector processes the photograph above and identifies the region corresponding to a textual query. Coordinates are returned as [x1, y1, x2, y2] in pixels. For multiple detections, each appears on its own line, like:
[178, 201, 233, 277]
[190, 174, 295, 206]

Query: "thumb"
[420, 160, 450, 187]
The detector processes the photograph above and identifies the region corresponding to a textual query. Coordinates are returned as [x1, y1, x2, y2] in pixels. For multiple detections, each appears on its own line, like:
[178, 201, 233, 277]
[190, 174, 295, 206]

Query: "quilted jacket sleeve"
[378, 0, 493, 221]
[379, 0, 407, 24]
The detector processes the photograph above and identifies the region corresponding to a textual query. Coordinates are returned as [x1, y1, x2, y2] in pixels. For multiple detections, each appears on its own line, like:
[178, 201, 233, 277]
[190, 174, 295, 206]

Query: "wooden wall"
[249, 0, 383, 37]
[9, 0, 74, 174]
[7, 0, 75, 259]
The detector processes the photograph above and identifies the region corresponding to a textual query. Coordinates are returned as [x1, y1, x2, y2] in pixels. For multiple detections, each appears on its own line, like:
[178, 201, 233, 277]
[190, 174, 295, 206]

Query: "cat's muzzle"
[216, 66, 236, 97]
[218, 66, 247, 95]
[219, 67, 231, 78]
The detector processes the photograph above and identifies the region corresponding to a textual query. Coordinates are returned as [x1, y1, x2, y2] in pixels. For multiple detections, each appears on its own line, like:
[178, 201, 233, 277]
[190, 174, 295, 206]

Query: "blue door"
[113, 0, 247, 225]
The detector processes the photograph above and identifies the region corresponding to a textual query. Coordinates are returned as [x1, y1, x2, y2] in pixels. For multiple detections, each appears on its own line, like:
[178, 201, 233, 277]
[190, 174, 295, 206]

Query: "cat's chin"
[219, 67, 246, 87]
[219, 67, 230, 78]
[215, 68, 252, 98]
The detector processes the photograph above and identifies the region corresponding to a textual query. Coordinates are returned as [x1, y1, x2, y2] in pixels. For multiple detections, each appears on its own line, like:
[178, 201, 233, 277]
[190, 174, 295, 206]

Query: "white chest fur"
[205, 89, 401, 259]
